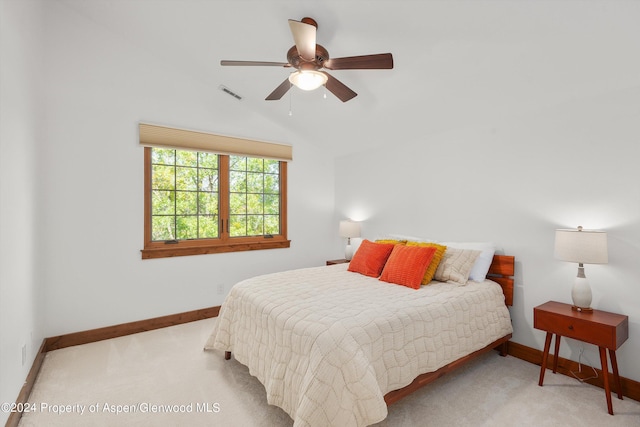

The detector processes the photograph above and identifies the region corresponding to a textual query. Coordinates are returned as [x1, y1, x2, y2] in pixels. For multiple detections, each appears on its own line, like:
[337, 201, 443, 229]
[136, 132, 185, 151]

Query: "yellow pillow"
[375, 239, 407, 245]
[406, 242, 447, 284]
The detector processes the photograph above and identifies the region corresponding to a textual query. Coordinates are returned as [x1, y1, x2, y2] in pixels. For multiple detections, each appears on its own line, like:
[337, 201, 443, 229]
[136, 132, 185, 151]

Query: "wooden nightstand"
[326, 259, 349, 266]
[534, 301, 629, 415]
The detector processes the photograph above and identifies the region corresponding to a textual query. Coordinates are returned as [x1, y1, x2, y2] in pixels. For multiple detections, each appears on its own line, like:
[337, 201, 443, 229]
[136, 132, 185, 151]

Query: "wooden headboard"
[486, 255, 515, 306]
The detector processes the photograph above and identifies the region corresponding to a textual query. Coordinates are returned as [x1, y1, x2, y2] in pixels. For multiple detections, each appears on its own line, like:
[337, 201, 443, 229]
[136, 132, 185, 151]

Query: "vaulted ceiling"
[56, 0, 640, 156]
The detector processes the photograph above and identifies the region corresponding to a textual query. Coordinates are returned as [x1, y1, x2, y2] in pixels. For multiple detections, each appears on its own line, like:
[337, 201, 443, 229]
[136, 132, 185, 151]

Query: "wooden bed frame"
[385, 254, 515, 404]
[224, 254, 515, 407]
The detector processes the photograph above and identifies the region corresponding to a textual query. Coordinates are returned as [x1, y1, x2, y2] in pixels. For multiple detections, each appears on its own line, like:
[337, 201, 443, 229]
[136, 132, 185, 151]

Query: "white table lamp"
[339, 220, 361, 260]
[554, 226, 608, 312]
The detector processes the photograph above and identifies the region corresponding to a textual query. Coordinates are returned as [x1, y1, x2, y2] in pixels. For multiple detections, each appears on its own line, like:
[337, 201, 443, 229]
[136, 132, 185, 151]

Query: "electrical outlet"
[216, 284, 225, 295]
[21, 344, 27, 366]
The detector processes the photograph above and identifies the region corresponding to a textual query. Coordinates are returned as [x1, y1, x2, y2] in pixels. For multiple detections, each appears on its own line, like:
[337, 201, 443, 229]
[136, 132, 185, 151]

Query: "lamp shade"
[554, 227, 608, 264]
[339, 220, 361, 238]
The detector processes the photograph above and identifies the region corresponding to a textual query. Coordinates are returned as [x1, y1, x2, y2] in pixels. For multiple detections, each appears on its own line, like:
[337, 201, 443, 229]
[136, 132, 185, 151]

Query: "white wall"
[0, 0, 45, 424]
[35, 1, 336, 338]
[3, 1, 639, 417]
[335, 87, 640, 382]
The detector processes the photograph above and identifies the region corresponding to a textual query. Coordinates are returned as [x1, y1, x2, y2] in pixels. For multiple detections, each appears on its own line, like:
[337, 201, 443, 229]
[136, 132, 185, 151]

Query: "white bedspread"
[204, 264, 513, 427]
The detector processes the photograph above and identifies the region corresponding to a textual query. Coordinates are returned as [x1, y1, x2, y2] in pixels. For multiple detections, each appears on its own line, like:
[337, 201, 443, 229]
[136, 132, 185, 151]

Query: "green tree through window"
[229, 156, 280, 237]
[151, 148, 220, 240]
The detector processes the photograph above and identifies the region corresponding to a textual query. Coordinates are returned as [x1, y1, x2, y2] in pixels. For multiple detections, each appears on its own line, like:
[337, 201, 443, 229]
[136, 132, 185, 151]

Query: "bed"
[204, 240, 514, 427]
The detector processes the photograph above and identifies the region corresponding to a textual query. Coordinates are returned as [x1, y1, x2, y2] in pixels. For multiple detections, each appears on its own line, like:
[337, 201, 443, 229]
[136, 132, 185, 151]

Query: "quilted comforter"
[204, 263, 512, 427]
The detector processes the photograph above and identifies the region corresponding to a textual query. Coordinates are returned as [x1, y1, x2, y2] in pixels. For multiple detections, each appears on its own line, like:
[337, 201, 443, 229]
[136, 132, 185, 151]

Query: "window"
[228, 156, 282, 237]
[140, 124, 290, 259]
[149, 148, 220, 241]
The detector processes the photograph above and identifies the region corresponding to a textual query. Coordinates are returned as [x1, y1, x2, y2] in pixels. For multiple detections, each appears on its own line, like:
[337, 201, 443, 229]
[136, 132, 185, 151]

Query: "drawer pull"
[568, 325, 574, 330]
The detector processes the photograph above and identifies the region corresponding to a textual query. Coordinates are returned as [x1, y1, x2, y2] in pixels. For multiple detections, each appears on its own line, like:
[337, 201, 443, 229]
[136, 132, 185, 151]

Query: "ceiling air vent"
[218, 85, 242, 101]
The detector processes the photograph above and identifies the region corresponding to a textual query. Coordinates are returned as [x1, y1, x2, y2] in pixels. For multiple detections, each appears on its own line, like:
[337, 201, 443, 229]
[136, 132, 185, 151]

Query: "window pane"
[264, 194, 279, 214]
[198, 215, 218, 238]
[176, 150, 197, 167]
[247, 215, 264, 236]
[152, 165, 175, 190]
[247, 173, 263, 193]
[198, 152, 218, 168]
[230, 156, 246, 171]
[265, 215, 280, 235]
[264, 174, 279, 193]
[152, 148, 175, 165]
[247, 157, 263, 172]
[152, 216, 175, 240]
[176, 167, 197, 191]
[176, 216, 197, 239]
[230, 193, 246, 214]
[176, 191, 197, 215]
[247, 194, 263, 214]
[264, 159, 279, 174]
[230, 171, 246, 192]
[198, 192, 218, 215]
[152, 190, 175, 215]
[199, 169, 218, 192]
[230, 215, 246, 237]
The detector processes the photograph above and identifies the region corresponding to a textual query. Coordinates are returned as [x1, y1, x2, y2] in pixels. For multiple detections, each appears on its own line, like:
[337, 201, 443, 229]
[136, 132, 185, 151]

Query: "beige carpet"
[18, 318, 640, 426]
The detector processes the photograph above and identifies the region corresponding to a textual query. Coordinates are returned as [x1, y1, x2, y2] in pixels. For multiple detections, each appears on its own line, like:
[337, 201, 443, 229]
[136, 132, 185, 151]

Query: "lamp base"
[571, 270, 592, 311]
[571, 305, 593, 313]
[345, 244, 354, 261]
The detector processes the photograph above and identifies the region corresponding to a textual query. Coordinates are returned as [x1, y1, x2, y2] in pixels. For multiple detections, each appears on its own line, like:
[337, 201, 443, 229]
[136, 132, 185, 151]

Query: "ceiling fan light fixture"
[289, 70, 327, 91]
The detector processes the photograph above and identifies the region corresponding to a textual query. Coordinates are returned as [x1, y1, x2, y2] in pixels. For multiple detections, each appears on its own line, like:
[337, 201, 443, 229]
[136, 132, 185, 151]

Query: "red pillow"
[348, 239, 395, 277]
[379, 245, 437, 289]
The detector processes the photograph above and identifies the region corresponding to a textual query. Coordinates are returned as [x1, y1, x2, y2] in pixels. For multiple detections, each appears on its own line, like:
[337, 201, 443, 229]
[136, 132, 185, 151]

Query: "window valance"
[139, 123, 293, 161]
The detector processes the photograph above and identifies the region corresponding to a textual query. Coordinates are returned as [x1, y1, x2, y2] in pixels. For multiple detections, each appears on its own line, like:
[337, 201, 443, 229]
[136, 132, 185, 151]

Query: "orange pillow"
[406, 242, 447, 284]
[379, 244, 437, 289]
[348, 239, 395, 277]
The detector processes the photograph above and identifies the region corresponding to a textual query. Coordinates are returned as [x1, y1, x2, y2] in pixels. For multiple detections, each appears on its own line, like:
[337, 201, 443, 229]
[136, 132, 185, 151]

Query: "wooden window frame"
[141, 148, 289, 259]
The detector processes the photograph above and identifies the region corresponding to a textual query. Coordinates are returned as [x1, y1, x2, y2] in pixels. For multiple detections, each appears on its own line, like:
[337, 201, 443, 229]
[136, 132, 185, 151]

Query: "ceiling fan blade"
[288, 19, 316, 61]
[324, 53, 394, 70]
[323, 72, 357, 102]
[221, 60, 290, 67]
[265, 78, 292, 100]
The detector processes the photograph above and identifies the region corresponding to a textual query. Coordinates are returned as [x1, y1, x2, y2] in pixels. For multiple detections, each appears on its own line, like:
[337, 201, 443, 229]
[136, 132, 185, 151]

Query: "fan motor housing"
[287, 45, 329, 70]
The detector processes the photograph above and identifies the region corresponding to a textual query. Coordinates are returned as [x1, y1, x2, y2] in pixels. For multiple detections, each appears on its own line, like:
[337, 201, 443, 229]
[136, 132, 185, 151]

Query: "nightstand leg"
[552, 335, 561, 374]
[538, 332, 553, 386]
[609, 349, 623, 400]
[599, 346, 613, 415]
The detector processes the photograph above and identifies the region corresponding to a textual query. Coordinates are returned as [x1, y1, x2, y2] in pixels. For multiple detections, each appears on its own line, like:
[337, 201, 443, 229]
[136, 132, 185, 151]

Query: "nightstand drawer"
[534, 311, 610, 347]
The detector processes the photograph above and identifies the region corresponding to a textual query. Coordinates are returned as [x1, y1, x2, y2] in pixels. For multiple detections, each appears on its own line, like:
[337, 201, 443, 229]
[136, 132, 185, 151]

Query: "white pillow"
[441, 242, 496, 282]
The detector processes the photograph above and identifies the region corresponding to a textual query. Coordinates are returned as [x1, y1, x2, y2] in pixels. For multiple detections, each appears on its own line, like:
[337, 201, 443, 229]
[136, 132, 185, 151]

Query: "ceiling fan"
[221, 17, 394, 102]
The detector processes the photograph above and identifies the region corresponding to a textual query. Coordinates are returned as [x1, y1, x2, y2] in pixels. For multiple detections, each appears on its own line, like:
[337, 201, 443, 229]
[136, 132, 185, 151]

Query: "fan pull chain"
[288, 90, 293, 116]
